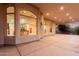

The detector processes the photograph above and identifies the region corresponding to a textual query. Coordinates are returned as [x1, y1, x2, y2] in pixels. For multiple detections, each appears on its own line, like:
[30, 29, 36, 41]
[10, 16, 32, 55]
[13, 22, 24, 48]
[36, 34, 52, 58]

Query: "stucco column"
[15, 5, 21, 44]
[37, 13, 45, 39]
[0, 4, 6, 46]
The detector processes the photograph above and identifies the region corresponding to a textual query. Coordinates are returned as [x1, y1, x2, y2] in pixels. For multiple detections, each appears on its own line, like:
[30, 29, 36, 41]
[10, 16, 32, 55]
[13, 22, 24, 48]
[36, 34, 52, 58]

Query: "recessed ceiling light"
[60, 6, 64, 11]
[46, 13, 50, 16]
[66, 13, 70, 16]
[71, 19, 74, 21]
[69, 16, 72, 19]
[54, 17, 57, 19]
[59, 19, 62, 21]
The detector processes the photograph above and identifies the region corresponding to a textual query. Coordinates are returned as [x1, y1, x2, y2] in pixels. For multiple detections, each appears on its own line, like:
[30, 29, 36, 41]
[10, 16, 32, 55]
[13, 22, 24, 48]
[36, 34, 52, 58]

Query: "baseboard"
[0, 44, 4, 47]
[16, 40, 40, 46]
[4, 44, 16, 46]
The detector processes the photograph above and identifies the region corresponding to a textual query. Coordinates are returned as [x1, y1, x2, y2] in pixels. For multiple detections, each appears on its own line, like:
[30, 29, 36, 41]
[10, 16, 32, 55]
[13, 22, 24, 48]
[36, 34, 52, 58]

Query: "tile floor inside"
[1, 34, 79, 56]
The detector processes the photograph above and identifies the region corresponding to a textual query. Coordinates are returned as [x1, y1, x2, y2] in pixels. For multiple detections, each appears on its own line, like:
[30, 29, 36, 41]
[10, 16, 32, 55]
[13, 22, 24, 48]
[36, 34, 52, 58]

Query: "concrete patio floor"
[1, 34, 79, 56]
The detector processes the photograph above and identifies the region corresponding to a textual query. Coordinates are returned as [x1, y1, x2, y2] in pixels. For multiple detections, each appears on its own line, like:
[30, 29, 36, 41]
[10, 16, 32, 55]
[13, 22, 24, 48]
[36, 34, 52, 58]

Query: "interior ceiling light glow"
[20, 10, 26, 14]
[23, 10, 26, 13]
[20, 19, 26, 24]
[60, 6, 64, 11]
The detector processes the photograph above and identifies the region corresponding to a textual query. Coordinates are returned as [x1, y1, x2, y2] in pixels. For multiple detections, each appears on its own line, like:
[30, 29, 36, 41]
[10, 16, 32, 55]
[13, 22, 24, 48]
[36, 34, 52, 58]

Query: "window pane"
[7, 7, 14, 36]
[20, 10, 37, 36]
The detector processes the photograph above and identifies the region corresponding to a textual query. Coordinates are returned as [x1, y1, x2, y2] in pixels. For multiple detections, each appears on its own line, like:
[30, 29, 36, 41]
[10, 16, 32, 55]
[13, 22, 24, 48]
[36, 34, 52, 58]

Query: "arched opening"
[19, 10, 37, 36]
[41, 15, 53, 34]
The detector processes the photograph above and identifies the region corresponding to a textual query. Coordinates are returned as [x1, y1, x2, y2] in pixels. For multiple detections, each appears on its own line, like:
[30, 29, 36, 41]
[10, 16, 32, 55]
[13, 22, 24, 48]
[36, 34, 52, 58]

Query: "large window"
[7, 7, 14, 36]
[41, 17, 53, 33]
[20, 10, 37, 36]
[45, 20, 53, 33]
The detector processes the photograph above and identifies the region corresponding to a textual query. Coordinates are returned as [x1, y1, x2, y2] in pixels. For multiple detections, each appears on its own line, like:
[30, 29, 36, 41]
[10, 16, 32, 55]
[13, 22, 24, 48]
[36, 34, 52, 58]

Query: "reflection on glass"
[20, 10, 37, 36]
[20, 19, 29, 36]
[7, 14, 14, 36]
[41, 19, 53, 33]
[7, 7, 14, 36]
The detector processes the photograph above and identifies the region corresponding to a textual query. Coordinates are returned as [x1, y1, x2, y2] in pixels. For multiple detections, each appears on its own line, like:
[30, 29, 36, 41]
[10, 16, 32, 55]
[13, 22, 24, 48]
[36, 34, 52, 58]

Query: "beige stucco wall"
[39, 17, 56, 38]
[0, 4, 6, 45]
[4, 4, 15, 45]
[0, 3, 56, 45]
[15, 4, 41, 44]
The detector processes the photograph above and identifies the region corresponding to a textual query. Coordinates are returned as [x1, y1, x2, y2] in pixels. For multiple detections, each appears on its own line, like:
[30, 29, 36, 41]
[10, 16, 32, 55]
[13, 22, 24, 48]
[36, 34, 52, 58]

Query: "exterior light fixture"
[46, 12, 50, 16]
[69, 16, 72, 19]
[66, 13, 70, 16]
[60, 6, 64, 11]
[54, 17, 57, 19]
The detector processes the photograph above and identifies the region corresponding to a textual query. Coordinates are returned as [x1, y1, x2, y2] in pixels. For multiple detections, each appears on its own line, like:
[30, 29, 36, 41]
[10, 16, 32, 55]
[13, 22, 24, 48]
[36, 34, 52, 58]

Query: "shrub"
[75, 27, 79, 35]
[58, 24, 69, 34]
